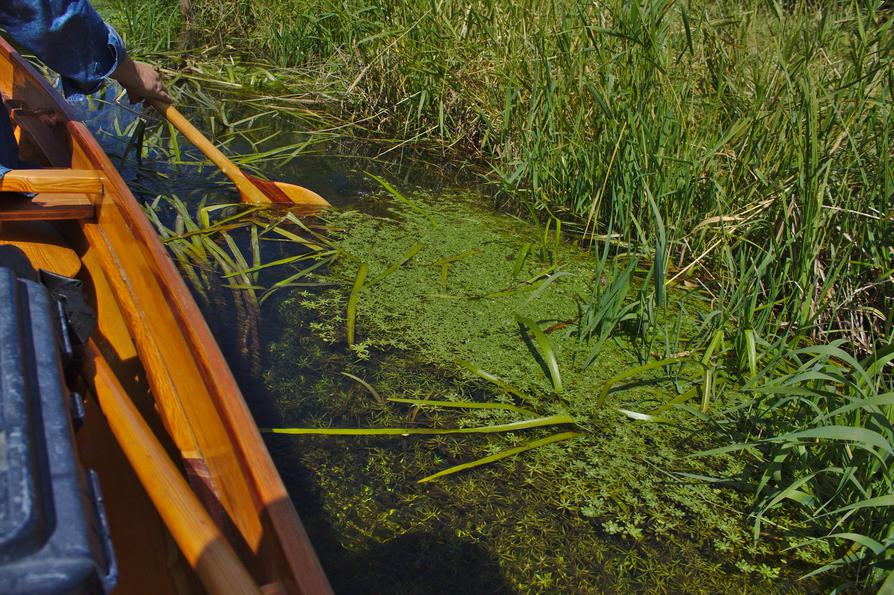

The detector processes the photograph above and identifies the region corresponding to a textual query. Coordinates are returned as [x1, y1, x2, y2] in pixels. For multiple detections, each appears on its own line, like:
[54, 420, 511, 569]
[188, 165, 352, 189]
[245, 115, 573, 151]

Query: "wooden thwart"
[0, 169, 99, 221]
[0, 169, 103, 193]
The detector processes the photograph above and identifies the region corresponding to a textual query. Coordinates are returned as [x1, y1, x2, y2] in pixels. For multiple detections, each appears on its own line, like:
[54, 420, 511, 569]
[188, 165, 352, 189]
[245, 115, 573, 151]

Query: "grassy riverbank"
[96, 0, 894, 589]
[102, 0, 892, 350]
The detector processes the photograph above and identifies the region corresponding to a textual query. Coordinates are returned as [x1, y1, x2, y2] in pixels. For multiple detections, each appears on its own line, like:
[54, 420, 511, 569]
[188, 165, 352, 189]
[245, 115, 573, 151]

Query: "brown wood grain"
[73, 222, 203, 594]
[84, 341, 261, 595]
[0, 192, 93, 221]
[0, 169, 103, 194]
[7, 109, 72, 166]
[76, 377, 199, 595]
[0, 220, 81, 276]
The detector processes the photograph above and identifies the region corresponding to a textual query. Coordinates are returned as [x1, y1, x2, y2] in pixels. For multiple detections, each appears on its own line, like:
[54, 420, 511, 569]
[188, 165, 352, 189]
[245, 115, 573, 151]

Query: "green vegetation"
[94, 0, 894, 589]
[102, 0, 892, 349]
[261, 194, 820, 592]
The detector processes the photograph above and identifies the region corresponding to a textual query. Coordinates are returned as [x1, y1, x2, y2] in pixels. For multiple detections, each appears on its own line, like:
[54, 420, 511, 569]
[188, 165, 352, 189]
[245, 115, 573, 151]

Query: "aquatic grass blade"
[696, 427, 894, 459]
[222, 250, 335, 278]
[701, 368, 713, 413]
[268, 225, 326, 251]
[644, 186, 666, 306]
[878, 569, 894, 594]
[346, 263, 368, 347]
[259, 256, 334, 305]
[523, 271, 574, 307]
[387, 397, 535, 416]
[367, 242, 424, 286]
[514, 313, 563, 394]
[512, 243, 531, 277]
[618, 409, 667, 423]
[367, 172, 438, 226]
[772, 426, 894, 457]
[456, 360, 530, 402]
[432, 249, 480, 266]
[341, 372, 384, 405]
[744, 328, 758, 379]
[597, 357, 686, 407]
[651, 386, 698, 414]
[417, 431, 583, 483]
[263, 413, 576, 435]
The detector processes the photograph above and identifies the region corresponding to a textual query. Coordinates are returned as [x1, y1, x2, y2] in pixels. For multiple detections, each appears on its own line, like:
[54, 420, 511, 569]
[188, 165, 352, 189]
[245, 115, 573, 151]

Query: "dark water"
[75, 91, 526, 593]
[76, 90, 817, 594]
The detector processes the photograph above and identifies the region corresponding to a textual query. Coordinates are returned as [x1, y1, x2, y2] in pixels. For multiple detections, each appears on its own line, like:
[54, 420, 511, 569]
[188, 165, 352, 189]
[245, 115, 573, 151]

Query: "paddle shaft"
[147, 99, 271, 204]
[84, 341, 262, 595]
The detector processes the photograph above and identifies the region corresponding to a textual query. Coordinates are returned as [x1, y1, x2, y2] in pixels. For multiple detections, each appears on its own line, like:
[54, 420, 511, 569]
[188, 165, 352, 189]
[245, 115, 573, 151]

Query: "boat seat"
[0, 221, 81, 277]
[0, 169, 100, 221]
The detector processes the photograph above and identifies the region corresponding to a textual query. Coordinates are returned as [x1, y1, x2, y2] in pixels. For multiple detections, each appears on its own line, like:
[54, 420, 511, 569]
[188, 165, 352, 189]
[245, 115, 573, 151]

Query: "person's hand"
[110, 56, 172, 105]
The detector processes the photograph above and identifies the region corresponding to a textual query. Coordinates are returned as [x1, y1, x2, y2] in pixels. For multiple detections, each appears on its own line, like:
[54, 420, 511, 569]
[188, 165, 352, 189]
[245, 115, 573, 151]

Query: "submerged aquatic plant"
[144, 194, 339, 371]
[514, 313, 563, 394]
[100, 1, 894, 586]
[264, 374, 580, 482]
[346, 262, 368, 347]
[577, 255, 639, 369]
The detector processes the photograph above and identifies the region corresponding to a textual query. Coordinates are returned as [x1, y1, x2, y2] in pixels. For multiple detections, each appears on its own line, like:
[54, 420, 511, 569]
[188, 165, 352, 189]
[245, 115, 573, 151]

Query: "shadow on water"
[272, 447, 515, 595]
[202, 286, 516, 593]
[336, 533, 514, 594]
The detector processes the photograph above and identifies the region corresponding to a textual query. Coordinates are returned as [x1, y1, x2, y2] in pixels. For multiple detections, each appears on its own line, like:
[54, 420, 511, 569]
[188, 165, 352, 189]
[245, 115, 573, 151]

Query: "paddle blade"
[243, 174, 331, 207]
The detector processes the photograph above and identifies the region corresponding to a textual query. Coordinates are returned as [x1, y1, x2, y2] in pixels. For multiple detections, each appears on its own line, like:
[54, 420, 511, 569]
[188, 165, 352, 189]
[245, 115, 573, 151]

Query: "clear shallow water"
[78, 92, 528, 592]
[78, 91, 819, 594]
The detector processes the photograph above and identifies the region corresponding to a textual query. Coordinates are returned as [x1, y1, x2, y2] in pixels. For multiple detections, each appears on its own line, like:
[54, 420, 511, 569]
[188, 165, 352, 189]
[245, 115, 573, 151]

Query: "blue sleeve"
[0, 0, 127, 97]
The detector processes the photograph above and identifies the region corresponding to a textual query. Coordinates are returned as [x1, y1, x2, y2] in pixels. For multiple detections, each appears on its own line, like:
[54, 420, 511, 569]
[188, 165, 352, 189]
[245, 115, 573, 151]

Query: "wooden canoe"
[0, 37, 332, 594]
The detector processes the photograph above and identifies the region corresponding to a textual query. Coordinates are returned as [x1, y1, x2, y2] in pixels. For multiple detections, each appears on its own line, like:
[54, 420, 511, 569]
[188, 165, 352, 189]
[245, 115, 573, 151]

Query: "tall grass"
[703, 342, 894, 588]
[101, 0, 893, 353]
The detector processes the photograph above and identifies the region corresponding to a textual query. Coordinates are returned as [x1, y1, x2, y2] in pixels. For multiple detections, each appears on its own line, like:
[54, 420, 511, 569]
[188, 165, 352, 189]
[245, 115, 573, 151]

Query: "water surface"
[78, 89, 818, 594]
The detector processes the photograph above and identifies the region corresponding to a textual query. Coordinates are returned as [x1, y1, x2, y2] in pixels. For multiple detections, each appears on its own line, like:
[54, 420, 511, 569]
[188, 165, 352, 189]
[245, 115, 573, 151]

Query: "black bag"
[0, 264, 116, 594]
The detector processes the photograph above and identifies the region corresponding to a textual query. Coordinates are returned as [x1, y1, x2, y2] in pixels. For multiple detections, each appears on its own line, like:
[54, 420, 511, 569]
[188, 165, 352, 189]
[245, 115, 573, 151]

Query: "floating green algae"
[262, 190, 825, 593]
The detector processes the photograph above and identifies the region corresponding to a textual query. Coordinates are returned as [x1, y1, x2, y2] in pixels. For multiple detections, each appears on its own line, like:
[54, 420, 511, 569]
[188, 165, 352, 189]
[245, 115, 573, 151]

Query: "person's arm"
[110, 55, 171, 104]
[0, 0, 170, 103]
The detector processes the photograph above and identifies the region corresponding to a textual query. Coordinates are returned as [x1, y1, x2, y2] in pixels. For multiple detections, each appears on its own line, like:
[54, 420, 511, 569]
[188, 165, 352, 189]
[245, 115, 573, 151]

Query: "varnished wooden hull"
[0, 37, 331, 594]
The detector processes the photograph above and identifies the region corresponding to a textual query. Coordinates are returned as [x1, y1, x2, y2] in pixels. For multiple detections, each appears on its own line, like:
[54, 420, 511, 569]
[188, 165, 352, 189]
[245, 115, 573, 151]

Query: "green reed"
[700, 342, 894, 589]
[108, 0, 891, 352]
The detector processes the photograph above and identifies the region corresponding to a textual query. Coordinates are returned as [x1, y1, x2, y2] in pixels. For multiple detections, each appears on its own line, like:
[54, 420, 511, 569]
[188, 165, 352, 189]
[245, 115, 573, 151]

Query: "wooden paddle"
[147, 99, 330, 208]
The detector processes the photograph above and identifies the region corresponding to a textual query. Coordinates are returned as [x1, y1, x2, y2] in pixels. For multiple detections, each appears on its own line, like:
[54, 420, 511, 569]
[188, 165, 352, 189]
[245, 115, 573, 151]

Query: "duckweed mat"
[260, 190, 825, 593]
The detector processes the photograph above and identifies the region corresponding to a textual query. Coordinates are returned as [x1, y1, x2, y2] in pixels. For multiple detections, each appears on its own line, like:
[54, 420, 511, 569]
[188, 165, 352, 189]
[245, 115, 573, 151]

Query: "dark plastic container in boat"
[0, 267, 116, 594]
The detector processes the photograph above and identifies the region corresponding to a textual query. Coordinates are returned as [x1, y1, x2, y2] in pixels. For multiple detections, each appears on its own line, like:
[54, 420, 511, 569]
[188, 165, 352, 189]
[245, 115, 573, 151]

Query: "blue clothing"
[0, 0, 126, 177]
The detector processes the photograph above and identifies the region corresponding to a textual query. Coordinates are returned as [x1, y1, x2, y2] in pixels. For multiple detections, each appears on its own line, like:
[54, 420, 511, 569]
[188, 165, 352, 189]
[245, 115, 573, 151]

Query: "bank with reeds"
[103, 0, 891, 348]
